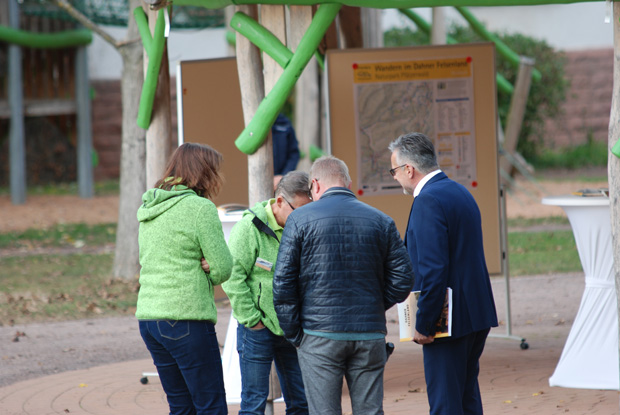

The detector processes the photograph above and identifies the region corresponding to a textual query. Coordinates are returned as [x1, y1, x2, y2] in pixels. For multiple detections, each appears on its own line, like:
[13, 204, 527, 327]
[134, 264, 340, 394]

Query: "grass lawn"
[0, 220, 582, 324]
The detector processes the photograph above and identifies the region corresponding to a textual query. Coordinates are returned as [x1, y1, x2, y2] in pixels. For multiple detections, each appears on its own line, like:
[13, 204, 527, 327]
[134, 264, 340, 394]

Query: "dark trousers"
[423, 328, 490, 415]
[297, 334, 386, 415]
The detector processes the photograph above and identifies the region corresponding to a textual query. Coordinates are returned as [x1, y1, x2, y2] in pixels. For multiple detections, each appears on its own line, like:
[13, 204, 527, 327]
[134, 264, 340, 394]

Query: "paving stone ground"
[1, 272, 618, 415]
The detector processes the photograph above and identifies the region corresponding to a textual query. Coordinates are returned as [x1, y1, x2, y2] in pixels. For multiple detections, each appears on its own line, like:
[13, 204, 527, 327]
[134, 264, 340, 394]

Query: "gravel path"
[0, 273, 585, 388]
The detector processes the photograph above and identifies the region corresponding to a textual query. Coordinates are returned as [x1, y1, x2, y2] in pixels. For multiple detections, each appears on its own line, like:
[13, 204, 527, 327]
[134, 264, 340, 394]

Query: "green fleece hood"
[137, 185, 196, 223]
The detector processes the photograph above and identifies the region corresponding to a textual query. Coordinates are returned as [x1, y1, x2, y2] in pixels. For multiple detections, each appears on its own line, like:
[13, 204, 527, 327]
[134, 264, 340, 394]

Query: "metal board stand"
[489, 185, 529, 349]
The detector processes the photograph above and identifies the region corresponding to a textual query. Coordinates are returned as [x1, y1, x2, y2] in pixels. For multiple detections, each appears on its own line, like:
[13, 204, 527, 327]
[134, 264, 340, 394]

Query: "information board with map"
[326, 43, 502, 275]
[353, 58, 476, 196]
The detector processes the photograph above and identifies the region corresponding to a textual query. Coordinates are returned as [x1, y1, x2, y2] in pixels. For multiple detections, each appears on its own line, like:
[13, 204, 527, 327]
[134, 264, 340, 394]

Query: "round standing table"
[541, 195, 617, 390]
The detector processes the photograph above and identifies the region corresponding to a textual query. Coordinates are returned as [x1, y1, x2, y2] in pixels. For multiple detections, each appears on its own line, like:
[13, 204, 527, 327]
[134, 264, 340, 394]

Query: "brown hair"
[154, 142, 223, 199]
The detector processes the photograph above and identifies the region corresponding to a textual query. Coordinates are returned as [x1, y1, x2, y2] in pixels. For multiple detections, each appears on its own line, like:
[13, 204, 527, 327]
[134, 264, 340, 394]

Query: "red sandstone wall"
[91, 79, 178, 181]
[542, 48, 612, 149]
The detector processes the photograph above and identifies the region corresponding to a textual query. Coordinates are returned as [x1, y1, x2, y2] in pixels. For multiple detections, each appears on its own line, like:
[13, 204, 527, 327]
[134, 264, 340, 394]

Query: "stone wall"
[542, 48, 612, 149]
[91, 79, 178, 181]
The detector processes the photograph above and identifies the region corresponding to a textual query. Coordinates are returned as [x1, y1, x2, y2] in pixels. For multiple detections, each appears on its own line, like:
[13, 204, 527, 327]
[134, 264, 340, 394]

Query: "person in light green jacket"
[136, 142, 232, 415]
[222, 170, 312, 414]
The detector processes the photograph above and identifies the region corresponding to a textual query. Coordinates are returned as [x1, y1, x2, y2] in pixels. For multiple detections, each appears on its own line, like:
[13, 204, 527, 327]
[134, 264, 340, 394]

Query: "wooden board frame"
[326, 42, 502, 274]
[177, 57, 249, 208]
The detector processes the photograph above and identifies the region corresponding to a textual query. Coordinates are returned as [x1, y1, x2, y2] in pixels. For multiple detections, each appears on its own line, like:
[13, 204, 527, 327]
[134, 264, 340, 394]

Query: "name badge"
[255, 258, 273, 271]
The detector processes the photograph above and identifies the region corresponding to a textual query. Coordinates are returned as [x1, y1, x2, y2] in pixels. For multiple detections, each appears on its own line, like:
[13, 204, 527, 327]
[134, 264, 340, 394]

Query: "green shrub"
[529, 134, 608, 169]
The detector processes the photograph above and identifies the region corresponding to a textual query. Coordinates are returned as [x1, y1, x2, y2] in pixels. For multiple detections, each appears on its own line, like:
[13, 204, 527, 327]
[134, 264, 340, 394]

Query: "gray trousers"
[296, 334, 386, 415]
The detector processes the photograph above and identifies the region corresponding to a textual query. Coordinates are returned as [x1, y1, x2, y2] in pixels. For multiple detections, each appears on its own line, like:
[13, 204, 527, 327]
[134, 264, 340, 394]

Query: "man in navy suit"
[388, 132, 498, 415]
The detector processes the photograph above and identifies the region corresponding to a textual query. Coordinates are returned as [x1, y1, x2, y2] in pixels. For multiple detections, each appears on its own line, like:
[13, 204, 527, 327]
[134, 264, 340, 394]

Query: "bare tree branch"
[51, 0, 120, 49]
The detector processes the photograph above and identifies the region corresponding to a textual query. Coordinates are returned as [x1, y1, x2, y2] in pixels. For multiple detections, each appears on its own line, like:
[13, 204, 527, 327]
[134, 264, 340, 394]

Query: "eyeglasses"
[282, 196, 296, 211]
[389, 164, 407, 177]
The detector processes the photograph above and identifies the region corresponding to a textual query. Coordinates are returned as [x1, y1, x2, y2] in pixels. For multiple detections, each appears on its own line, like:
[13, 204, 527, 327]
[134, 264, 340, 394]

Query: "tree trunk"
[361, 7, 382, 48]
[145, 7, 172, 188]
[114, 0, 146, 280]
[611, 1, 620, 397]
[236, 5, 269, 206]
[431, 7, 447, 45]
[291, 6, 319, 172]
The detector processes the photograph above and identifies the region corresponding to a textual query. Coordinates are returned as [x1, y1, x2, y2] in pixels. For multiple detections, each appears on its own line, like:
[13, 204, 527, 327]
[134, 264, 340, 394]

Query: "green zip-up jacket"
[136, 185, 232, 322]
[222, 200, 284, 335]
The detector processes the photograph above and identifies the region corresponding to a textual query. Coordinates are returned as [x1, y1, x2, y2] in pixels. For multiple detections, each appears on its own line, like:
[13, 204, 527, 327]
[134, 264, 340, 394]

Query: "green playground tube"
[229, 14, 324, 70]
[0, 25, 92, 48]
[399, 8, 514, 95]
[231, 12, 294, 69]
[309, 144, 325, 161]
[226, 29, 236, 46]
[455, 6, 542, 82]
[166, 0, 603, 10]
[612, 139, 620, 158]
[134, 7, 167, 129]
[235, 3, 341, 154]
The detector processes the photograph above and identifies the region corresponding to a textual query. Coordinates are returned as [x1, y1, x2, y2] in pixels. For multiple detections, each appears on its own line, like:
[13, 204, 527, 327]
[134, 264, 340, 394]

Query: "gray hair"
[275, 170, 310, 201]
[309, 155, 352, 188]
[388, 132, 439, 174]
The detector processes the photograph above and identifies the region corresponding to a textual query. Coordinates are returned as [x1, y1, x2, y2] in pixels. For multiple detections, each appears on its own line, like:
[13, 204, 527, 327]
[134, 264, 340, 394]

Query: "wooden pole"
[144, 4, 171, 188]
[236, 5, 269, 205]
[8, 0, 26, 205]
[75, 46, 94, 198]
[610, 1, 620, 395]
[499, 57, 534, 180]
[260, 8, 285, 410]
[431, 7, 447, 45]
[361, 7, 382, 48]
[291, 6, 318, 172]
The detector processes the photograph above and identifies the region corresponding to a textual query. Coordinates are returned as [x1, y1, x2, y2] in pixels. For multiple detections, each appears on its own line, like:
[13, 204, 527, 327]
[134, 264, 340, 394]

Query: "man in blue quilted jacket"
[273, 155, 414, 415]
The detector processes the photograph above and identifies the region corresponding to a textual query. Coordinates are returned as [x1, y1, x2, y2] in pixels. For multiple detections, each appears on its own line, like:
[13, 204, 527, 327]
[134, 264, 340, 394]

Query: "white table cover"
[542, 195, 618, 390]
[218, 210, 244, 403]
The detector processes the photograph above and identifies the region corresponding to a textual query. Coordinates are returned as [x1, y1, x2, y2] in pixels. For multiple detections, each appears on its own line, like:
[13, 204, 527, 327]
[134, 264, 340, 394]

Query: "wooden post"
[8, 0, 26, 205]
[236, 5, 269, 206]
[290, 6, 318, 171]
[499, 57, 534, 180]
[610, 2, 620, 393]
[224, 6, 236, 56]
[75, 46, 94, 198]
[144, 3, 171, 188]
[260, 5, 286, 196]
[361, 7, 382, 48]
[431, 7, 447, 45]
[260, 8, 285, 410]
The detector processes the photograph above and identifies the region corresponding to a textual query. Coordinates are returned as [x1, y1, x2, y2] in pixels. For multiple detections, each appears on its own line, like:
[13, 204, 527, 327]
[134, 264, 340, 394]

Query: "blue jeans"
[139, 320, 227, 415]
[237, 324, 308, 415]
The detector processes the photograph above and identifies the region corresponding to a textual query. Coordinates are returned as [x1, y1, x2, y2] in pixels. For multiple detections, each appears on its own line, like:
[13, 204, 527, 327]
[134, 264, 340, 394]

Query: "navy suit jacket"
[405, 172, 498, 339]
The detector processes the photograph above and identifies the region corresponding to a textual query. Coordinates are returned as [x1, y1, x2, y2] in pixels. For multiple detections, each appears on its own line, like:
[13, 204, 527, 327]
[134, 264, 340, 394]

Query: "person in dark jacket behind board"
[273, 155, 414, 415]
[272, 113, 300, 189]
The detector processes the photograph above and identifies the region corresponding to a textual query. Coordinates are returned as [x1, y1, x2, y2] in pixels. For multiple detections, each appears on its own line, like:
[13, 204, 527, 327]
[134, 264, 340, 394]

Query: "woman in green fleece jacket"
[136, 142, 232, 415]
